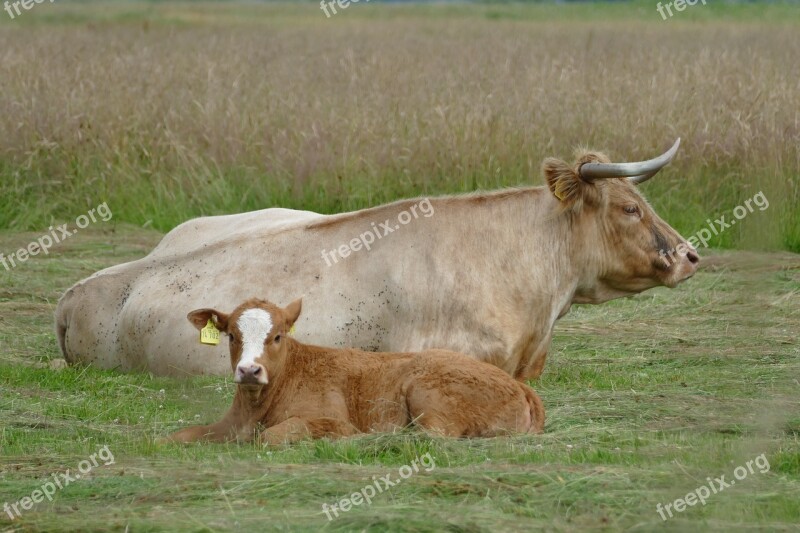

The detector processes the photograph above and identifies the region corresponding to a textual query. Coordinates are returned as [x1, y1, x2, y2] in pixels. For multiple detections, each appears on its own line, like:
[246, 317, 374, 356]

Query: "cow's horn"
[579, 138, 681, 184]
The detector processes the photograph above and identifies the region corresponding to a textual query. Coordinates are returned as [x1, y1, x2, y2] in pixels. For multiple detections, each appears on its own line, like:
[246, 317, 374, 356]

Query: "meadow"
[1, 2, 799, 531]
[0, 1, 798, 249]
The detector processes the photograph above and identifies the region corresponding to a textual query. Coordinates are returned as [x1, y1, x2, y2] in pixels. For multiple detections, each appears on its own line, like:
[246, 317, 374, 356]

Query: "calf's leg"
[403, 386, 473, 437]
[164, 403, 258, 443]
[403, 375, 545, 438]
[166, 418, 250, 443]
[521, 385, 546, 434]
[260, 417, 360, 445]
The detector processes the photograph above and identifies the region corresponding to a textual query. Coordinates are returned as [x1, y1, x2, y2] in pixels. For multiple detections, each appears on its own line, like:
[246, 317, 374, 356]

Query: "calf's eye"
[624, 205, 639, 215]
[273, 335, 281, 344]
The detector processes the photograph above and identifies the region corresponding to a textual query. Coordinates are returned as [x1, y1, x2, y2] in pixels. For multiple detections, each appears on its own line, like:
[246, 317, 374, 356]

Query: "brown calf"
[168, 298, 545, 444]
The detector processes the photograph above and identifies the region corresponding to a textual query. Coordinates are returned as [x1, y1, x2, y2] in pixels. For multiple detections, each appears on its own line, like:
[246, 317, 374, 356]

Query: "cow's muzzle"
[235, 363, 268, 385]
[662, 242, 700, 287]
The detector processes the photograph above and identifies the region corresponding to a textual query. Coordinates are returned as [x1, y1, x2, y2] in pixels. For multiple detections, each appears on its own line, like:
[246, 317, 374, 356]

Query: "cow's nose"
[235, 363, 267, 384]
[687, 250, 700, 265]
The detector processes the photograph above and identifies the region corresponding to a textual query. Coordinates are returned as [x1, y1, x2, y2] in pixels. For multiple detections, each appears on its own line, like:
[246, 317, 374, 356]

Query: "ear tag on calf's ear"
[289, 325, 296, 336]
[200, 319, 221, 345]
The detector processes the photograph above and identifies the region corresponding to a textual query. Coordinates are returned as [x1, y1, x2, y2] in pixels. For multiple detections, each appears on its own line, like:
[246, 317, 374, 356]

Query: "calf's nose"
[235, 363, 267, 384]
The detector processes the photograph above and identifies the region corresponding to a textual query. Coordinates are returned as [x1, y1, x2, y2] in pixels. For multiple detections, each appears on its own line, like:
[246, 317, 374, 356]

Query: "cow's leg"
[513, 329, 554, 381]
[530, 351, 547, 379]
[259, 417, 359, 445]
[514, 352, 546, 381]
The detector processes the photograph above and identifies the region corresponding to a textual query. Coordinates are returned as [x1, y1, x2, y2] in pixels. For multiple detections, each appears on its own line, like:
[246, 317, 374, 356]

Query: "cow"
[56, 139, 698, 380]
[166, 297, 546, 443]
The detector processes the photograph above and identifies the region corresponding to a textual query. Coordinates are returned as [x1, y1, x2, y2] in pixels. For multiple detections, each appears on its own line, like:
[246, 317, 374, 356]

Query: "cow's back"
[150, 208, 323, 257]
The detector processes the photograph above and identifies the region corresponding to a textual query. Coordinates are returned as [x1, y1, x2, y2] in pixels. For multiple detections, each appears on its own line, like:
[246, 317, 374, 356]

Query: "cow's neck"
[431, 188, 583, 378]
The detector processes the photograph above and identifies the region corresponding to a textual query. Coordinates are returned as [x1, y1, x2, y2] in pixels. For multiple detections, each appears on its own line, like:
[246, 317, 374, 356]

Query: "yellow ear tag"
[289, 325, 296, 336]
[200, 319, 221, 345]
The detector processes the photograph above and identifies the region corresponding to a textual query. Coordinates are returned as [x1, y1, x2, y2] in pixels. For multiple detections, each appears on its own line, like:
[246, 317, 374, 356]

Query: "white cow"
[56, 140, 698, 379]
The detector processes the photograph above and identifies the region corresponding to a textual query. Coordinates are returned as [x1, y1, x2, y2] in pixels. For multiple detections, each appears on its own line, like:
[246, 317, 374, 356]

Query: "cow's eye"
[228, 334, 236, 342]
[624, 205, 639, 216]
[273, 335, 281, 344]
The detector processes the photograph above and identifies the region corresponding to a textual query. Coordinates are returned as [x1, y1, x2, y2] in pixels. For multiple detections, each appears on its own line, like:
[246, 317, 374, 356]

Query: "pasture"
[1, 2, 799, 531]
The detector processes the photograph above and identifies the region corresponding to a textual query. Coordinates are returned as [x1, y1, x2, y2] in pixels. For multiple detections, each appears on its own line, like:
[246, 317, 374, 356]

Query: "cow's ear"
[187, 308, 229, 332]
[543, 150, 609, 207]
[542, 157, 584, 205]
[283, 298, 302, 328]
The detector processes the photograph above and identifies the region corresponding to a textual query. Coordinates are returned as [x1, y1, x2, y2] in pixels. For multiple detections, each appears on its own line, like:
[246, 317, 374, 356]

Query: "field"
[1, 2, 800, 532]
[0, 2, 798, 249]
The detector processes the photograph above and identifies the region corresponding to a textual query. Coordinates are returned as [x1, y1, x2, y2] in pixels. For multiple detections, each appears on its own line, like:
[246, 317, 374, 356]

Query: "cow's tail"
[54, 287, 75, 364]
[522, 384, 546, 434]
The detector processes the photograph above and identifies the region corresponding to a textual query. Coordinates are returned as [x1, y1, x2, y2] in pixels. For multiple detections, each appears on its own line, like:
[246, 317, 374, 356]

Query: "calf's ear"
[284, 298, 302, 327]
[187, 308, 229, 332]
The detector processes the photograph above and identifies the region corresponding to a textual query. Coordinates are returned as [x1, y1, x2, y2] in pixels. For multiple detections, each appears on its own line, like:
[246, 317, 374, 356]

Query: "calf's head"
[187, 298, 302, 386]
[543, 139, 699, 303]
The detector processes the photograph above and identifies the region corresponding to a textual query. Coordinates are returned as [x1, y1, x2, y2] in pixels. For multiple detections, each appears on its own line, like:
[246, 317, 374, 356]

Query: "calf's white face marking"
[237, 308, 273, 368]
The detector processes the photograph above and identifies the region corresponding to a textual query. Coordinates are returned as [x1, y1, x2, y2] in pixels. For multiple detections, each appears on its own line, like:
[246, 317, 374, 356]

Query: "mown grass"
[1, 224, 799, 531]
[0, 2, 798, 251]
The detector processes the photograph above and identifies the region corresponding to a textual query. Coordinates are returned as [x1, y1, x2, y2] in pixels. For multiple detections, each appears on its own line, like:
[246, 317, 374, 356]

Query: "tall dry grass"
[0, 3, 797, 250]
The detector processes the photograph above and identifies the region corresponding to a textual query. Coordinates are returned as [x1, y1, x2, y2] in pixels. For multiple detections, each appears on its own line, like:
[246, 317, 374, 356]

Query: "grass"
[1, 224, 799, 531]
[0, 2, 798, 251]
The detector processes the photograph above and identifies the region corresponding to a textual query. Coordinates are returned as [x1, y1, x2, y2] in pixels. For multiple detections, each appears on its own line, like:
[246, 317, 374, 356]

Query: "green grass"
[1, 225, 798, 531]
